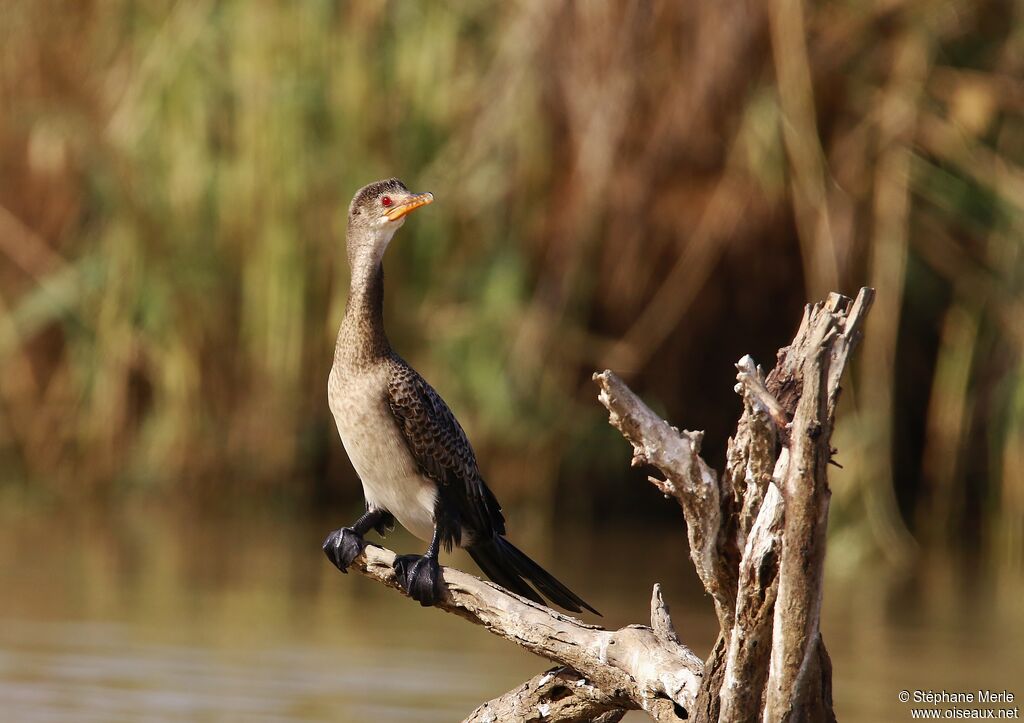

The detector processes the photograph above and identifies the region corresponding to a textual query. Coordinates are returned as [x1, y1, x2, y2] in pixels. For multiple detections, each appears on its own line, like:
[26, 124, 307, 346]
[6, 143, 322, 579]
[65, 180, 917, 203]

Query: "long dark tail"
[467, 536, 600, 616]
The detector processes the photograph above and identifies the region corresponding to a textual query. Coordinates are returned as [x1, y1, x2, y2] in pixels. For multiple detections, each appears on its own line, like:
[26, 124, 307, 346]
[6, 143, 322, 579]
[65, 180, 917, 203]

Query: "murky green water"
[1, 508, 1020, 722]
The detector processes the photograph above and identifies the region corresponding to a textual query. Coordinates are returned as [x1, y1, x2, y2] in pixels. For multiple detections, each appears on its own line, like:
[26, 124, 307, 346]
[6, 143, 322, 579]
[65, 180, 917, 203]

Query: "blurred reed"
[0, 0, 1020, 569]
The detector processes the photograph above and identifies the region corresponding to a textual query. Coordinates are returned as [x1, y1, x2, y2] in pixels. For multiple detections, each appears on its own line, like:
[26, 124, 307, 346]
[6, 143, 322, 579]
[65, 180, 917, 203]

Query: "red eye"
[381, 196, 393, 207]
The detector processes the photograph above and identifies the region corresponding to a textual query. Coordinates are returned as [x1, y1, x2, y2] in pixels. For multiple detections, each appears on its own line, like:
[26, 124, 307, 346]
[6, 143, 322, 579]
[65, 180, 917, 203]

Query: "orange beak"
[384, 192, 434, 221]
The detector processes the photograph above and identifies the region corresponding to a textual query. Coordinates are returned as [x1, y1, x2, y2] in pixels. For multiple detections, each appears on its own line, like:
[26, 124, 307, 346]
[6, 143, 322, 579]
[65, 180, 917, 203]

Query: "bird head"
[346, 178, 433, 267]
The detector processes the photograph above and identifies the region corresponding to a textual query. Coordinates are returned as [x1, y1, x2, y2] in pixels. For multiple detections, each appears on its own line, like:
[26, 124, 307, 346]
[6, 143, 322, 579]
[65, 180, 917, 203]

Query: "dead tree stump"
[330, 289, 873, 722]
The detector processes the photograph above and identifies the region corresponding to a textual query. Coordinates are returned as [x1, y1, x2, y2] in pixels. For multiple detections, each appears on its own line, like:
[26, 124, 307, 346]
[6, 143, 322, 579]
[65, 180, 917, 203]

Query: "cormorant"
[322, 178, 598, 615]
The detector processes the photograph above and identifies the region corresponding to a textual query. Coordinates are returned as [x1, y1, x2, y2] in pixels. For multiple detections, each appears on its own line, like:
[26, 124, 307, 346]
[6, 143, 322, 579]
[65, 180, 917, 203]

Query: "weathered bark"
[594, 369, 738, 629]
[718, 480, 784, 723]
[327, 288, 873, 722]
[461, 585, 690, 723]
[344, 543, 703, 721]
[761, 292, 870, 723]
[463, 668, 626, 723]
[596, 288, 870, 723]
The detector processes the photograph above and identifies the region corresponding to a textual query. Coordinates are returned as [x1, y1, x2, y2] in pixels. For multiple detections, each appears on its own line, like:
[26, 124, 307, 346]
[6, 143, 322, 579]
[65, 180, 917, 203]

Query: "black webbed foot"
[322, 527, 366, 573]
[393, 554, 443, 607]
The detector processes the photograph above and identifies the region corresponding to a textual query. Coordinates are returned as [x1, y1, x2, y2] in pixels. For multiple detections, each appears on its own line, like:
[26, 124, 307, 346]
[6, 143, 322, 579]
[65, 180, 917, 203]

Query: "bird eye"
[381, 196, 393, 208]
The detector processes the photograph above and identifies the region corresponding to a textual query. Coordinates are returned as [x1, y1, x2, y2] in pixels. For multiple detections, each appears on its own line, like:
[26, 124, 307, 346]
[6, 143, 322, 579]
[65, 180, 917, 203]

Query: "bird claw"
[393, 554, 443, 607]
[322, 527, 366, 573]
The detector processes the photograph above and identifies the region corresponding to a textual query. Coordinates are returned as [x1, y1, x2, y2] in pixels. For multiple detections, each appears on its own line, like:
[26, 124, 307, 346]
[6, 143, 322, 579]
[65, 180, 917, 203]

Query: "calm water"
[0, 507, 1020, 722]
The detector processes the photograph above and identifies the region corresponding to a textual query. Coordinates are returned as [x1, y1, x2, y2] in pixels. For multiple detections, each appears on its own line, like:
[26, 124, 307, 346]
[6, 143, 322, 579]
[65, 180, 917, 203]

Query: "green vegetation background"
[1, 1, 1020, 570]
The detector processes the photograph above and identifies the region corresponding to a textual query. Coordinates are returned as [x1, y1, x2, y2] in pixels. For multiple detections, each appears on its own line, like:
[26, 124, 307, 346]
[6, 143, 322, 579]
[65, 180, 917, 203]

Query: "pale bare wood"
[327, 289, 873, 723]
[463, 668, 626, 723]
[593, 370, 735, 629]
[718, 478, 785, 723]
[344, 543, 703, 721]
[761, 289, 873, 723]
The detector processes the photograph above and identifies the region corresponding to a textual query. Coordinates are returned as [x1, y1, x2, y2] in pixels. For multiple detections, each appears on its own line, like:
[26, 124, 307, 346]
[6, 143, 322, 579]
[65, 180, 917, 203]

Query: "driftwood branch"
[761, 291, 872, 723]
[343, 543, 703, 721]
[594, 288, 872, 723]
[594, 370, 736, 629]
[327, 289, 872, 722]
[463, 667, 626, 723]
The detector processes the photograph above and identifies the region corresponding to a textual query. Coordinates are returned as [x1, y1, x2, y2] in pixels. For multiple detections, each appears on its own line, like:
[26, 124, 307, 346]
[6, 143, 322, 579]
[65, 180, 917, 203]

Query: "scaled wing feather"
[386, 360, 505, 546]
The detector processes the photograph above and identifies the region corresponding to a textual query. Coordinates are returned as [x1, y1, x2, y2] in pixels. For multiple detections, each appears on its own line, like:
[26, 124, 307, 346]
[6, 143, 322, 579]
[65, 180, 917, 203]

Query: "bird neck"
[337, 238, 392, 365]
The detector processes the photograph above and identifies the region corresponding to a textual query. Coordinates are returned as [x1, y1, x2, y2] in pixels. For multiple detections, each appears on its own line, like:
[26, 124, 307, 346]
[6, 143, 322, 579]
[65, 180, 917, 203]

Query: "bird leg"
[393, 527, 443, 607]
[323, 508, 392, 573]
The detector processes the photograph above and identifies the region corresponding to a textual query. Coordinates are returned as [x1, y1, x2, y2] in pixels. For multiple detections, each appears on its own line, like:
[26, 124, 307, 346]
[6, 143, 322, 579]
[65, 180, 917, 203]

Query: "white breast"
[328, 366, 438, 542]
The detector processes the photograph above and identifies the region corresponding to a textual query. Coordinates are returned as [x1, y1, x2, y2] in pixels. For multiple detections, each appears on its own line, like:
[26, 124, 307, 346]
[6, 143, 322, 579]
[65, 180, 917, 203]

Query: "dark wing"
[386, 359, 505, 548]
